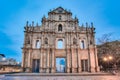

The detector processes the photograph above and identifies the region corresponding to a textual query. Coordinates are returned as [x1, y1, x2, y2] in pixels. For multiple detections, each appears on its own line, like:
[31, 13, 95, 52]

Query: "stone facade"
[22, 7, 99, 73]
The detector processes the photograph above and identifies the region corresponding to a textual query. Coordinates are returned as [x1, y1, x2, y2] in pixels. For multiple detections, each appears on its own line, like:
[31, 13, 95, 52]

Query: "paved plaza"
[0, 73, 120, 80]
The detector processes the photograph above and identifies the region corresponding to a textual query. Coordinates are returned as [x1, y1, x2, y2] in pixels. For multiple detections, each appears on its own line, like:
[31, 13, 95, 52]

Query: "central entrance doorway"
[32, 59, 40, 73]
[56, 58, 66, 73]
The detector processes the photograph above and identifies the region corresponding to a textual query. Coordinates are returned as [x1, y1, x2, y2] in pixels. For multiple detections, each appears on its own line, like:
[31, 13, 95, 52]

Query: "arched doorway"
[56, 58, 66, 73]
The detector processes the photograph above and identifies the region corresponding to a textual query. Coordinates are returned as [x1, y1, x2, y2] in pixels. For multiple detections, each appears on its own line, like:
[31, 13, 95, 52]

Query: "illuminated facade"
[22, 7, 99, 73]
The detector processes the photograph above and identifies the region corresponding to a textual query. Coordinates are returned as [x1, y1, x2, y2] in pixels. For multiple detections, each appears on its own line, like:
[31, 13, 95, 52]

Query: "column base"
[72, 68, 76, 73]
[51, 68, 55, 73]
[78, 67, 82, 73]
[90, 67, 95, 73]
[46, 68, 50, 73]
[95, 66, 100, 72]
[67, 68, 70, 73]
[40, 68, 43, 73]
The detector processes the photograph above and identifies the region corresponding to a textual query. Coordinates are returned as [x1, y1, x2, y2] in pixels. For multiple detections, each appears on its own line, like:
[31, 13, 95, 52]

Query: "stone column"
[24, 53, 28, 72]
[67, 50, 70, 73]
[51, 48, 55, 73]
[27, 50, 31, 72]
[24, 51, 29, 72]
[78, 49, 82, 73]
[71, 48, 75, 73]
[43, 50, 47, 72]
[40, 34, 44, 72]
[28, 50, 30, 67]
[66, 33, 70, 73]
[40, 49, 43, 73]
[46, 49, 50, 73]
[94, 48, 100, 72]
[86, 32, 91, 72]
[93, 33, 100, 72]
[75, 48, 78, 73]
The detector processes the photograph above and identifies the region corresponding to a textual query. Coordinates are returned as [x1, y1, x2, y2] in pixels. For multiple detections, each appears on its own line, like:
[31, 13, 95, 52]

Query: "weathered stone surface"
[1, 73, 120, 80]
[22, 7, 99, 73]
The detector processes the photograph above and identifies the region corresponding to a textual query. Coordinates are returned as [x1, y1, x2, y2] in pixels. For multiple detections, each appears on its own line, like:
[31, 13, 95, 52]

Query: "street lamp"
[108, 56, 113, 60]
[103, 57, 107, 62]
[103, 56, 113, 71]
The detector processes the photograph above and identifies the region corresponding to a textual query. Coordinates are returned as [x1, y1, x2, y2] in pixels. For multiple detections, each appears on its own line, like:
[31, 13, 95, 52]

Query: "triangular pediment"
[50, 7, 71, 14]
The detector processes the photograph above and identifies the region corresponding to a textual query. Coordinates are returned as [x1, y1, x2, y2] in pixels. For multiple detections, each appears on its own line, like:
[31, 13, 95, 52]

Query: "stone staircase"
[1, 72, 119, 80]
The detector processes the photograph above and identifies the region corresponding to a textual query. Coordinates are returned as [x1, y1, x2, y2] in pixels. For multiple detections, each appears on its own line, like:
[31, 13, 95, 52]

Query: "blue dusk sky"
[0, 0, 120, 62]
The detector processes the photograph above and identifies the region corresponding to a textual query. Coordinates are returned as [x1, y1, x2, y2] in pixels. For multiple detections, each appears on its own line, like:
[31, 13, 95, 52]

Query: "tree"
[97, 33, 120, 71]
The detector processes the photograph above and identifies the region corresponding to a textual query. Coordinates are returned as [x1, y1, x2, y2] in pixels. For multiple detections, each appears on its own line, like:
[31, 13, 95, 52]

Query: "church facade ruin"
[22, 7, 99, 73]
